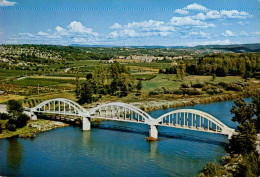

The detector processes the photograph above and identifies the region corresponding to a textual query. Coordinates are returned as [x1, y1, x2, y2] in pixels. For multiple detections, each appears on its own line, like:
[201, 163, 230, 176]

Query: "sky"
[0, 0, 259, 46]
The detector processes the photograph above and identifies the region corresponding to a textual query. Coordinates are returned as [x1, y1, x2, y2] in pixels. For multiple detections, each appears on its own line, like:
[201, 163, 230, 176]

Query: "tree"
[7, 100, 24, 118]
[5, 100, 30, 131]
[136, 80, 142, 92]
[16, 114, 30, 128]
[229, 97, 258, 155]
[75, 68, 81, 98]
[230, 98, 254, 124]
[251, 95, 260, 132]
[78, 81, 94, 104]
[215, 66, 228, 77]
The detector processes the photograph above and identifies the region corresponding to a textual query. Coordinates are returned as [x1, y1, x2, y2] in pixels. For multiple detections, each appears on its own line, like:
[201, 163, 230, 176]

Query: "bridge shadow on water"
[91, 123, 229, 149]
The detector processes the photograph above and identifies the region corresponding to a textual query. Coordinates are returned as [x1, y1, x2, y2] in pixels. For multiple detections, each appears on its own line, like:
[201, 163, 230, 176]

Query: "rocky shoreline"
[0, 119, 69, 139]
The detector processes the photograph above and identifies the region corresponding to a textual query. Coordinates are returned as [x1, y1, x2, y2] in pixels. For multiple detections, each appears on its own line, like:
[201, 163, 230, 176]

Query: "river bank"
[0, 119, 69, 139]
[84, 90, 259, 112]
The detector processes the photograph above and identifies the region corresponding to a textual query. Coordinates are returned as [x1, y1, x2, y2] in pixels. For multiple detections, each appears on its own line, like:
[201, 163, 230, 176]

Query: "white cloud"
[72, 37, 87, 43]
[4, 40, 18, 44]
[221, 10, 252, 19]
[110, 23, 122, 29]
[13, 21, 99, 45]
[55, 26, 69, 36]
[109, 20, 175, 38]
[175, 9, 189, 15]
[68, 21, 98, 36]
[192, 13, 207, 20]
[170, 16, 211, 27]
[206, 10, 221, 19]
[184, 31, 210, 38]
[237, 21, 250, 25]
[124, 20, 164, 29]
[37, 31, 48, 36]
[221, 30, 235, 37]
[221, 30, 259, 37]
[184, 3, 208, 11]
[19, 33, 34, 38]
[239, 31, 249, 36]
[0, 0, 16, 7]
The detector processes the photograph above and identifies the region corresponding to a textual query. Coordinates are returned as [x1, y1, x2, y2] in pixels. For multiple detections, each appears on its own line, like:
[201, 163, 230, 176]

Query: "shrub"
[218, 82, 228, 88]
[0, 113, 10, 120]
[200, 163, 223, 177]
[206, 89, 214, 95]
[192, 83, 204, 88]
[5, 122, 16, 131]
[173, 89, 183, 95]
[202, 85, 217, 91]
[181, 88, 201, 95]
[149, 91, 160, 95]
[226, 84, 243, 91]
[207, 88, 223, 95]
[16, 114, 30, 128]
[180, 83, 189, 88]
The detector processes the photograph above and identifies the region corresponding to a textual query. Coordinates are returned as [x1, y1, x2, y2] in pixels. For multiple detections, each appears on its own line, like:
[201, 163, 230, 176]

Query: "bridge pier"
[82, 117, 91, 131]
[149, 125, 158, 139]
[23, 110, 37, 120]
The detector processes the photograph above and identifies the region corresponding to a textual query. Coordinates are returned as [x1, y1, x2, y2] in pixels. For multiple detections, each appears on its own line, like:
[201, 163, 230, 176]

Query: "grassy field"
[0, 94, 25, 103]
[8, 78, 76, 87]
[142, 75, 244, 93]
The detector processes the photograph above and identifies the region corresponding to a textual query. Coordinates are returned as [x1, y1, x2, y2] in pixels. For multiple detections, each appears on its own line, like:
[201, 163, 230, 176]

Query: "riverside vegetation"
[199, 95, 260, 177]
[0, 99, 68, 138]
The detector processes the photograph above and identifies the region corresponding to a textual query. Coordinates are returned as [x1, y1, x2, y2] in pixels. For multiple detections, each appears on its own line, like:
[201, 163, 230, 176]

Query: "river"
[0, 98, 251, 177]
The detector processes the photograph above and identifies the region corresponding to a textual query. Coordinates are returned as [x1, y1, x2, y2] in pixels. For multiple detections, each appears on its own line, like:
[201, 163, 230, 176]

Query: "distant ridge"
[70, 43, 260, 52]
[193, 43, 260, 53]
[70, 44, 188, 49]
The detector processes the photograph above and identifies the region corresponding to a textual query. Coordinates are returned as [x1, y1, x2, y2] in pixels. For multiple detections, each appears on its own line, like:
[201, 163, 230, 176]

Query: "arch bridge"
[27, 98, 235, 139]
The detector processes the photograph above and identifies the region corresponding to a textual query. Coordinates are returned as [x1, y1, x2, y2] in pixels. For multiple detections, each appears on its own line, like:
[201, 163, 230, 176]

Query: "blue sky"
[0, 0, 259, 46]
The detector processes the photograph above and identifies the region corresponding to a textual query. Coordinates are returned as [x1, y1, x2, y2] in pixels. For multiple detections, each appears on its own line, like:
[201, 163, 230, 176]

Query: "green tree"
[78, 82, 94, 104]
[7, 100, 24, 118]
[5, 100, 30, 131]
[75, 67, 81, 98]
[229, 98, 258, 155]
[136, 80, 142, 92]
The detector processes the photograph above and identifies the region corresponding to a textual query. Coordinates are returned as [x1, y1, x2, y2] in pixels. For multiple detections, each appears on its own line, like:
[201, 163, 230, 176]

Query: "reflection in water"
[149, 141, 158, 158]
[7, 138, 23, 172]
[82, 131, 91, 145]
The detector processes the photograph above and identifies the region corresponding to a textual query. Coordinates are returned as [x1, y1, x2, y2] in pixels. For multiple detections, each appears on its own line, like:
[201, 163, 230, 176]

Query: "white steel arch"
[89, 102, 154, 124]
[28, 98, 236, 139]
[156, 109, 235, 138]
[31, 98, 88, 117]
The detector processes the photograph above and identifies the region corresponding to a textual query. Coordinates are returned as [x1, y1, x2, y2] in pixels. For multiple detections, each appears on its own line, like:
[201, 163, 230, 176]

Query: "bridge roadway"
[24, 98, 235, 139]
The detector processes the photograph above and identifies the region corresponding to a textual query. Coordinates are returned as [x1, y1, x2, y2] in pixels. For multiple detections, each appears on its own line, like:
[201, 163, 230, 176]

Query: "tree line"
[160, 53, 260, 78]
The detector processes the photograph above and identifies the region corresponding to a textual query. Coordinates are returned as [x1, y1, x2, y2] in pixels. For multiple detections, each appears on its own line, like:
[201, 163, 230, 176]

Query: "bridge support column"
[30, 112, 37, 120]
[82, 117, 91, 131]
[24, 111, 37, 120]
[149, 125, 158, 139]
